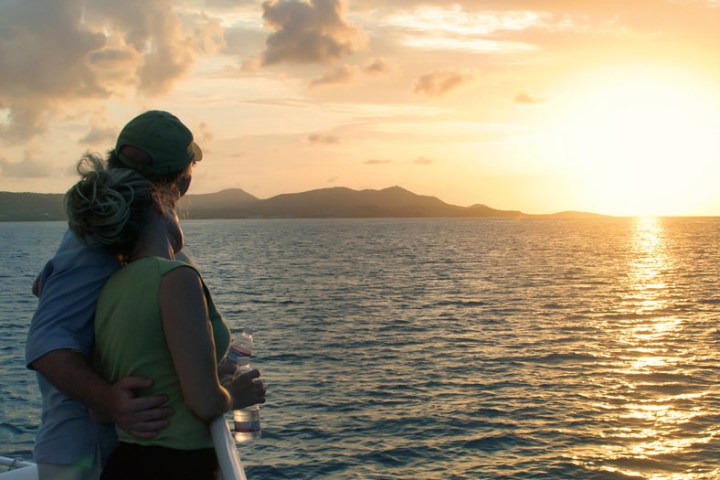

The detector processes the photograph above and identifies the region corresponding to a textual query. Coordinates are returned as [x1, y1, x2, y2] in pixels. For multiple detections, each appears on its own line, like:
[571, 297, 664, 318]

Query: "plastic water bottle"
[225, 328, 262, 444]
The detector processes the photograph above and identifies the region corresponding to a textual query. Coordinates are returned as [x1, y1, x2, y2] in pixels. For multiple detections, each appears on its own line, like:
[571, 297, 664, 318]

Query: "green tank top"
[94, 257, 231, 450]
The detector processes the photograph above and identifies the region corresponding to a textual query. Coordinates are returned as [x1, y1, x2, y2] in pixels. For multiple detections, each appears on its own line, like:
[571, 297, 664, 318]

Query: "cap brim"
[190, 141, 203, 163]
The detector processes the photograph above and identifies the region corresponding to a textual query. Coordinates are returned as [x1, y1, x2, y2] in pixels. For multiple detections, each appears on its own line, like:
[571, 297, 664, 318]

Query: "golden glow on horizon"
[552, 68, 720, 216]
[5, 3, 720, 214]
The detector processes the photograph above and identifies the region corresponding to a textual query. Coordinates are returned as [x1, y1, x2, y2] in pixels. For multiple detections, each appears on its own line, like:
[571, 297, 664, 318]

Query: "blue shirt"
[25, 230, 120, 465]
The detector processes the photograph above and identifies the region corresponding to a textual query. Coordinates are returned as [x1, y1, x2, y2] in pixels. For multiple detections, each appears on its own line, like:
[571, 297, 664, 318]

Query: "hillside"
[0, 192, 65, 221]
[181, 186, 524, 219]
[0, 186, 596, 221]
[177, 188, 260, 218]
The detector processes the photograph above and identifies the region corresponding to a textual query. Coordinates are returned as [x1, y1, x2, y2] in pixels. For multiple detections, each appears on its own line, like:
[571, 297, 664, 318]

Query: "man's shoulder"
[52, 230, 118, 269]
[36, 230, 120, 295]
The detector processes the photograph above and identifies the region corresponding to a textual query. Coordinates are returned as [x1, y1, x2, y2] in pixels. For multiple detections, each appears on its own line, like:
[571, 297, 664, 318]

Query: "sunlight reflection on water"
[594, 217, 719, 479]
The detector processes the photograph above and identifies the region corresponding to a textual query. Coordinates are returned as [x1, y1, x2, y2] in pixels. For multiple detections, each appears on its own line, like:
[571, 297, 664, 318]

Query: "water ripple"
[3, 218, 720, 478]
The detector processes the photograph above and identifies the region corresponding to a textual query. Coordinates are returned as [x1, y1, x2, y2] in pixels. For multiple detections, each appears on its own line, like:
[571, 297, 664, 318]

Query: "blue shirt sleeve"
[25, 230, 120, 368]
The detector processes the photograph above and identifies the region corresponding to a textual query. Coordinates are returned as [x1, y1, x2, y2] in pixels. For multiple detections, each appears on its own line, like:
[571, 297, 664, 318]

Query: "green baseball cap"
[115, 110, 202, 175]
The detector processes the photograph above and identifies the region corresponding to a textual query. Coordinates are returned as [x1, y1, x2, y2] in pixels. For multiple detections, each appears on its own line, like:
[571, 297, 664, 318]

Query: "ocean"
[2, 217, 720, 479]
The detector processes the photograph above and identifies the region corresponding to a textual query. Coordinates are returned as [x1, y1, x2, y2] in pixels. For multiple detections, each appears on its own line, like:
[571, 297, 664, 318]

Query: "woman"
[65, 155, 265, 479]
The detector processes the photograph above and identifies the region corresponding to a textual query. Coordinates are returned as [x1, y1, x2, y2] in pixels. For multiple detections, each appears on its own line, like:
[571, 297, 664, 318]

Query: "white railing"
[210, 416, 247, 480]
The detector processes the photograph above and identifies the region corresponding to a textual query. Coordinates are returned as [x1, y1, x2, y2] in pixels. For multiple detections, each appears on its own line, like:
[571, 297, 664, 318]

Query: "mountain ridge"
[0, 186, 603, 221]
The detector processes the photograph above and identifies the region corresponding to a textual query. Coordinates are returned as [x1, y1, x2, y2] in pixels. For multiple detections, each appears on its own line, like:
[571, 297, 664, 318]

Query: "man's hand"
[32, 273, 41, 297]
[110, 377, 173, 439]
[32, 350, 173, 440]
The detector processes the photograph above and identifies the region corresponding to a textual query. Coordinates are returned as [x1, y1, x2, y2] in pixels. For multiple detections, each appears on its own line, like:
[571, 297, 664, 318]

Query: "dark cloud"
[414, 156, 434, 165]
[83, 1, 211, 96]
[261, 0, 366, 65]
[0, 100, 61, 144]
[0, 1, 106, 141]
[414, 70, 472, 97]
[309, 58, 391, 88]
[0, 2, 106, 97]
[79, 126, 116, 146]
[309, 65, 357, 88]
[197, 122, 215, 145]
[88, 49, 136, 66]
[362, 58, 391, 75]
[0, 0, 223, 142]
[308, 133, 340, 144]
[364, 159, 392, 165]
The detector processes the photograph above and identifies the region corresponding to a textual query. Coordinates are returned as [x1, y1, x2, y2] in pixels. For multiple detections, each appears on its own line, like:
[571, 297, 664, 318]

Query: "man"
[26, 111, 204, 480]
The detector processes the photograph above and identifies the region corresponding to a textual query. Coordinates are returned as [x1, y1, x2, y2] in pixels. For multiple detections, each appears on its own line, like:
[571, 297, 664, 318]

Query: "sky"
[2, 0, 720, 216]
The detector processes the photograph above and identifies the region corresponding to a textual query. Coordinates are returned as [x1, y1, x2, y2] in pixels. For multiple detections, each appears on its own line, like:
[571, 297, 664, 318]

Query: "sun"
[551, 65, 720, 216]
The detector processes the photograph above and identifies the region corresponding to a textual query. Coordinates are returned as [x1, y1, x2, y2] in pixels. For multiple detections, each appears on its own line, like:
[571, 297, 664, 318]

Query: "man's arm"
[32, 349, 172, 439]
[28, 232, 174, 438]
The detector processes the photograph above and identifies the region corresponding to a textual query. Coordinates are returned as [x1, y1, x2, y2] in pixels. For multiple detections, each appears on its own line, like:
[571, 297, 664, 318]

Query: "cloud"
[355, 0, 691, 14]
[0, 0, 224, 143]
[0, 1, 106, 142]
[0, 156, 52, 178]
[414, 70, 472, 97]
[261, 0, 367, 65]
[362, 58, 391, 75]
[241, 57, 262, 72]
[364, 159, 391, 165]
[308, 133, 340, 144]
[358, 2, 720, 60]
[223, 26, 268, 58]
[414, 156, 434, 165]
[385, 6, 542, 53]
[309, 65, 358, 88]
[205, 0, 256, 8]
[192, 13, 227, 55]
[83, 1, 205, 96]
[514, 91, 546, 105]
[309, 57, 391, 88]
[79, 126, 117, 146]
[196, 121, 215, 145]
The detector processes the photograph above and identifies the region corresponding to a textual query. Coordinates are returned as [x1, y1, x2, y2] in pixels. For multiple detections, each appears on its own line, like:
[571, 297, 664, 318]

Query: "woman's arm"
[159, 266, 232, 422]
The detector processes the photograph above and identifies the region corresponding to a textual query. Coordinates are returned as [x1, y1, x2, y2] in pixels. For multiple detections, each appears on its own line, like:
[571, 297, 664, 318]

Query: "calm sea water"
[2, 217, 720, 479]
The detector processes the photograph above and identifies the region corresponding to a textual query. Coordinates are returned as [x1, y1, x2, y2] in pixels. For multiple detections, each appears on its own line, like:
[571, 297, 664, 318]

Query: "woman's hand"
[218, 357, 238, 386]
[227, 369, 266, 410]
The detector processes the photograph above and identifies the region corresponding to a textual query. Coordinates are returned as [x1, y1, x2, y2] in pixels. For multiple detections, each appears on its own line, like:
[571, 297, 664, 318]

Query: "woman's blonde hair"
[65, 153, 161, 257]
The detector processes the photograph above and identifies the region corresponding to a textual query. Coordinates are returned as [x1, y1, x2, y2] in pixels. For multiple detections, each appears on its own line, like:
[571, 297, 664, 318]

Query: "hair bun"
[65, 154, 154, 253]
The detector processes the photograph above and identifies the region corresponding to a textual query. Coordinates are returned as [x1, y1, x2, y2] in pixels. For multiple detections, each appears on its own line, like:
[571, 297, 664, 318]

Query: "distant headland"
[0, 186, 605, 221]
